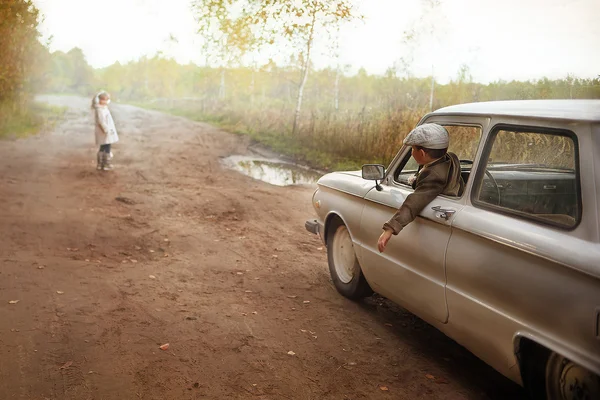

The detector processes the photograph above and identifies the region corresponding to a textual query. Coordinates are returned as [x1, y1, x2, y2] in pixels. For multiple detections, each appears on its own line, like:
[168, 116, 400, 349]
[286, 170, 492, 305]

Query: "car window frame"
[389, 123, 484, 200]
[470, 123, 582, 231]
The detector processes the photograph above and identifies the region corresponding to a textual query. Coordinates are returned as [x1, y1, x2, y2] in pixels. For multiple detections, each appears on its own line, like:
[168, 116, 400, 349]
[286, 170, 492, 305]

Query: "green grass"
[132, 102, 364, 171]
[0, 102, 67, 139]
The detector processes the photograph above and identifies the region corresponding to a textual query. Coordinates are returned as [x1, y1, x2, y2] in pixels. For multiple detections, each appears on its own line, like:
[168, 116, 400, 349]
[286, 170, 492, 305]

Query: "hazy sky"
[35, 0, 599, 83]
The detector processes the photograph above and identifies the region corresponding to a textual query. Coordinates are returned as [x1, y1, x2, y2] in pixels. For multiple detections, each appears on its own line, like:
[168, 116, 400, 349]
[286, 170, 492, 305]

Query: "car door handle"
[431, 206, 456, 220]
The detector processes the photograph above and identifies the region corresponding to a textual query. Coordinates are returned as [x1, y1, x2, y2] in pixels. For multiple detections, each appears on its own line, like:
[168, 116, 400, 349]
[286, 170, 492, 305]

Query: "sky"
[34, 0, 599, 84]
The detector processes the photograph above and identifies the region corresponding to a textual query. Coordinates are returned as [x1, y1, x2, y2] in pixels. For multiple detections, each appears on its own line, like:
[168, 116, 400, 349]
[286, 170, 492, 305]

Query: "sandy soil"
[0, 96, 526, 400]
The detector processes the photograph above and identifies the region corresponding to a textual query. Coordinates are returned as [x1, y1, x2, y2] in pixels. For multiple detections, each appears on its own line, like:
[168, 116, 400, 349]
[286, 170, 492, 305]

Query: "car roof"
[432, 100, 600, 122]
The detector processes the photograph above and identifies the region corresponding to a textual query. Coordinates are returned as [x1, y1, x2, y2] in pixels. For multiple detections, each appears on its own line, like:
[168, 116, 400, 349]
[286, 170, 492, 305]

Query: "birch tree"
[193, 0, 358, 135]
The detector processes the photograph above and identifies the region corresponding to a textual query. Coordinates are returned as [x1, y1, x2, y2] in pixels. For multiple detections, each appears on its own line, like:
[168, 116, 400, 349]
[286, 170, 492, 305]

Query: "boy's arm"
[383, 168, 446, 235]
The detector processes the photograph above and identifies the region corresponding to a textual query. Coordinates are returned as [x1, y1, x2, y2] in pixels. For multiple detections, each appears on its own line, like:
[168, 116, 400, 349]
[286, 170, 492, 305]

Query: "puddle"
[222, 155, 322, 186]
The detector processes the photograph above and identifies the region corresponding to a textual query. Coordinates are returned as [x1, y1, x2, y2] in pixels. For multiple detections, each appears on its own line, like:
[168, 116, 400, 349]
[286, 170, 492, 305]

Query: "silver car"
[306, 100, 600, 399]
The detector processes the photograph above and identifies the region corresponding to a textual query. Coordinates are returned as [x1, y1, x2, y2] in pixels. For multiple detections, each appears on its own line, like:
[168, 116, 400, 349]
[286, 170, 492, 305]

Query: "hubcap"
[332, 226, 356, 284]
[546, 353, 600, 400]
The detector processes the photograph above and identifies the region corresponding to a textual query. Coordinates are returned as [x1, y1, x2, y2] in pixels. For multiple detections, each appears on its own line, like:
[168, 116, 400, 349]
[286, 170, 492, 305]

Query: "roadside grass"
[131, 101, 417, 171]
[0, 102, 67, 140]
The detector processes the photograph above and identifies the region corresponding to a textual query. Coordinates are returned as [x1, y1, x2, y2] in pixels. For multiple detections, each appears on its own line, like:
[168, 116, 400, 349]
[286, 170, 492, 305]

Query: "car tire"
[521, 342, 600, 400]
[545, 352, 600, 400]
[326, 219, 373, 300]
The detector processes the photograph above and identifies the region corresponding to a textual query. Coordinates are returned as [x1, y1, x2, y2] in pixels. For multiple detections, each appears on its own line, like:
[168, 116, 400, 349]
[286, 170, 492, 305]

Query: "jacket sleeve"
[383, 168, 446, 235]
[95, 108, 110, 134]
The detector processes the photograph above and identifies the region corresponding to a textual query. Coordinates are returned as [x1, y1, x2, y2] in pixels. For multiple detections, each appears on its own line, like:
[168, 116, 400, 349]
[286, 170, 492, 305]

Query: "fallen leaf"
[60, 361, 73, 369]
[163, 254, 169, 258]
[245, 290, 253, 293]
[8, 300, 19, 304]
[159, 343, 170, 350]
[236, 272, 244, 275]
[122, 260, 128, 264]
[56, 291, 64, 294]
[164, 238, 170, 242]
[300, 329, 307, 333]
[379, 386, 389, 391]
[149, 275, 156, 279]
[303, 300, 310, 304]
[425, 374, 435, 380]
[384, 323, 393, 327]
[287, 351, 296, 356]
[134, 246, 142, 250]
[115, 196, 136, 205]
[85, 259, 90, 262]
[130, 259, 138, 263]
[348, 362, 357, 366]
[149, 250, 155, 253]
[252, 311, 257, 315]
[317, 247, 323, 251]
[272, 254, 278, 258]
[37, 265, 45, 269]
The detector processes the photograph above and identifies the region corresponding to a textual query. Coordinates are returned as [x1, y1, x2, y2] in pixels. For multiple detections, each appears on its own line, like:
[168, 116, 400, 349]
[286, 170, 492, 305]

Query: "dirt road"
[0, 96, 525, 400]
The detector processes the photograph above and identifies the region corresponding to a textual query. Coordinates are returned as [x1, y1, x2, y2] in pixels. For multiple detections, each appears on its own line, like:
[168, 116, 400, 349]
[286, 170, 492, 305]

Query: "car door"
[355, 121, 484, 325]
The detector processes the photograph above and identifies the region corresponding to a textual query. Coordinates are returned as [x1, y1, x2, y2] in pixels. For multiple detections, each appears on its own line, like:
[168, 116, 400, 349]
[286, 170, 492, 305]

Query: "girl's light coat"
[94, 105, 119, 145]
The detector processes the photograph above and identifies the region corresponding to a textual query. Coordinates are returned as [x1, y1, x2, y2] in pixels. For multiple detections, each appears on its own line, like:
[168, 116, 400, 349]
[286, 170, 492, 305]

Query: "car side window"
[473, 127, 580, 229]
[395, 125, 482, 188]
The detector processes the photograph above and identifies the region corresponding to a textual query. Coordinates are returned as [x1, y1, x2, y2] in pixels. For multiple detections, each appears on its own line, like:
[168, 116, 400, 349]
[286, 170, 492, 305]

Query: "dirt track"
[0, 96, 525, 400]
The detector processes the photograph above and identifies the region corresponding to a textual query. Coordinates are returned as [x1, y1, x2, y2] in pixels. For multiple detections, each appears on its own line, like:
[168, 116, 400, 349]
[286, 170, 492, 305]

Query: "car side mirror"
[362, 164, 385, 191]
[362, 164, 385, 180]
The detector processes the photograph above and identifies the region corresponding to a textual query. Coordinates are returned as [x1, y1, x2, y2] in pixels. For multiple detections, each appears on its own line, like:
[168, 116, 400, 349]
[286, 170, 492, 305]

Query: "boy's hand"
[378, 229, 393, 253]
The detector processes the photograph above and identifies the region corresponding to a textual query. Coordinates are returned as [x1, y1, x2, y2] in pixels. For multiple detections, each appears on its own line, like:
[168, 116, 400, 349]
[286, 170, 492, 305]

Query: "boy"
[378, 123, 464, 253]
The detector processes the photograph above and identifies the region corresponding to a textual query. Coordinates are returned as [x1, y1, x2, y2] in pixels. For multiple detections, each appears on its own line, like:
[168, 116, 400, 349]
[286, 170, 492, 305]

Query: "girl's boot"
[102, 152, 113, 171]
[97, 151, 103, 170]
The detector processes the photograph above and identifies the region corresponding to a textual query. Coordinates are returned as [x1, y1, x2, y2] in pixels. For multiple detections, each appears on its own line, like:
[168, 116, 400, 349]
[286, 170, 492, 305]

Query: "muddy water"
[222, 155, 322, 186]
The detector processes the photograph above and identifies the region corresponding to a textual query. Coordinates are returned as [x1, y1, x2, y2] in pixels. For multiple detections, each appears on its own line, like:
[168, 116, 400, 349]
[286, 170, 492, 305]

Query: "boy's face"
[411, 146, 428, 165]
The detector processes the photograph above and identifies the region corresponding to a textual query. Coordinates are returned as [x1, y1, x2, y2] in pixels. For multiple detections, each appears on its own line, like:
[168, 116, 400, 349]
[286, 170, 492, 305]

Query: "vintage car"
[305, 100, 600, 399]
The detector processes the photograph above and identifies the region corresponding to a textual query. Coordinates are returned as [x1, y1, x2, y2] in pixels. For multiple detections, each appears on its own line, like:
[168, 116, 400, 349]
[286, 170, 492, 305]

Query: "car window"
[473, 127, 580, 229]
[395, 125, 482, 187]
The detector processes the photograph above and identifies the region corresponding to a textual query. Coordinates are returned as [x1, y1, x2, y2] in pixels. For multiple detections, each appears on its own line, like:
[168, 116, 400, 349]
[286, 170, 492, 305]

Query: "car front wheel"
[327, 220, 372, 300]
